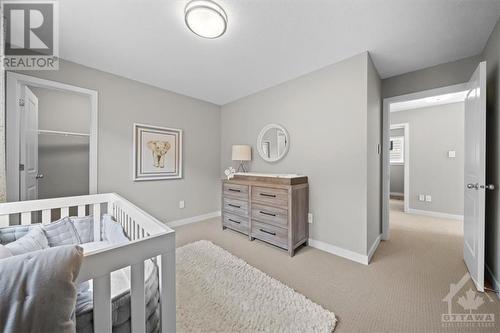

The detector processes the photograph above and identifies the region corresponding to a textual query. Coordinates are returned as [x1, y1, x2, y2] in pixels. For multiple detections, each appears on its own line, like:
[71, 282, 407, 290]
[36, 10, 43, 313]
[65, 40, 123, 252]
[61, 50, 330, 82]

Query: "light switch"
[425, 195, 432, 202]
[448, 150, 456, 158]
[419, 194, 425, 201]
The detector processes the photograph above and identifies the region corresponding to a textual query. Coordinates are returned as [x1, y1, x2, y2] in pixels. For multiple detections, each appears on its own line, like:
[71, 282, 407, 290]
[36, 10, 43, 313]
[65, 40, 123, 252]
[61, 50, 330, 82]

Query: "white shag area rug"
[177, 240, 337, 332]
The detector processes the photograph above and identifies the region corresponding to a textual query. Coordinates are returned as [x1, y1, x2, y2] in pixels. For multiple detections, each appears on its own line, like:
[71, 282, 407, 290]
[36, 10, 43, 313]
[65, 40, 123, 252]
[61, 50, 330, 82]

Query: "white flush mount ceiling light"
[185, 0, 227, 39]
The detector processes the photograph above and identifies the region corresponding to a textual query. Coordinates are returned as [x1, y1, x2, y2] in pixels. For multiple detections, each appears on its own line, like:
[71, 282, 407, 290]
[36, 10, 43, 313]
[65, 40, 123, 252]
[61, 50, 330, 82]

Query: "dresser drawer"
[251, 203, 288, 228]
[223, 212, 249, 234]
[251, 220, 288, 249]
[223, 183, 249, 200]
[251, 186, 288, 208]
[223, 197, 248, 217]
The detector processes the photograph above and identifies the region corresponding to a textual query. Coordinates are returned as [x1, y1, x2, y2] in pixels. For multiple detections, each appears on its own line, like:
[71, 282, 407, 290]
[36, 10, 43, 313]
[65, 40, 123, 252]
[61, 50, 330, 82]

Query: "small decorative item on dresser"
[224, 167, 236, 180]
[221, 173, 309, 256]
[232, 145, 251, 172]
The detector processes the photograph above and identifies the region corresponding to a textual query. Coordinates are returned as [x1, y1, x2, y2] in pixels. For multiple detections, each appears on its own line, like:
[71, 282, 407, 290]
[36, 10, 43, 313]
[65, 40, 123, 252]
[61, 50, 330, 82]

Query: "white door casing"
[463, 61, 487, 292]
[19, 86, 39, 201]
[381, 82, 468, 240]
[6, 72, 98, 203]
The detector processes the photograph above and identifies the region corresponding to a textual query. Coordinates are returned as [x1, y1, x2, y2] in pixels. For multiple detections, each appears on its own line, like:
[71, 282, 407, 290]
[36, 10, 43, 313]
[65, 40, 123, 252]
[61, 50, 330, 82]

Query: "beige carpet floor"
[175, 200, 500, 332]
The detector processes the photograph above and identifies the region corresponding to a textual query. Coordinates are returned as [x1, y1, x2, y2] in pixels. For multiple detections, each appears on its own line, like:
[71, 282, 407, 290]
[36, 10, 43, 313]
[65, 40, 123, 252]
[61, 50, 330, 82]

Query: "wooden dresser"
[221, 174, 309, 256]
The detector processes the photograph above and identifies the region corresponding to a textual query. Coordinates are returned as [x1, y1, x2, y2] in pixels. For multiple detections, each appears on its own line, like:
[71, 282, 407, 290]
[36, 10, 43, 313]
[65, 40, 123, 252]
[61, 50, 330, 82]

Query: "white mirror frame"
[257, 123, 290, 162]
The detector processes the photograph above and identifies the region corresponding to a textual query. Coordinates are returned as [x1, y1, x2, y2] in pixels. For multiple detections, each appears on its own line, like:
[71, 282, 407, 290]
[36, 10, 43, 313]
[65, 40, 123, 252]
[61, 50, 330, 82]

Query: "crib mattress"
[75, 241, 160, 333]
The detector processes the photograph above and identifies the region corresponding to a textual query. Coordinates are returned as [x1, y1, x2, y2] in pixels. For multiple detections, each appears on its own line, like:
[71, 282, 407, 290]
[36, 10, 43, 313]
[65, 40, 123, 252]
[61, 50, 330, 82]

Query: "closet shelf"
[38, 129, 90, 137]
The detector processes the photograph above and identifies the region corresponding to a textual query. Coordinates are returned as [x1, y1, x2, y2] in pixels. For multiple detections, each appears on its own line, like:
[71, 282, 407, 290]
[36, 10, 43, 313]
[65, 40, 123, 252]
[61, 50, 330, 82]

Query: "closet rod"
[38, 129, 90, 137]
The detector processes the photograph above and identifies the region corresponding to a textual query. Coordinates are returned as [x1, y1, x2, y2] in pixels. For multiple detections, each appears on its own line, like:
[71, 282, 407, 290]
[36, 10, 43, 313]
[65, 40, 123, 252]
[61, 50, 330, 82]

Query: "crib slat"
[93, 203, 101, 241]
[0, 215, 9, 227]
[77, 205, 86, 217]
[21, 212, 31, 225]
[93, 274, 112, 332]
[42, 210, 51, 224]
[61, 207, 69, 218]
[131, 261, 146, 333]
[159, 252, 176, 333]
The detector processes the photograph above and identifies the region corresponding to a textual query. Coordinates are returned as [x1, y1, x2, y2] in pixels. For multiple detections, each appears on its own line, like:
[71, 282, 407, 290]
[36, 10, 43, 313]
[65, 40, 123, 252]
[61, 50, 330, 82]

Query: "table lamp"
[232, 145, 251, 172]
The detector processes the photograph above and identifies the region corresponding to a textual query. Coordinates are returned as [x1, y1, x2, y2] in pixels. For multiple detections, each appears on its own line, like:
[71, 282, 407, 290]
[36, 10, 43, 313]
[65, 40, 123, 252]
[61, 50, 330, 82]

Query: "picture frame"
[133, 123, 183, 181]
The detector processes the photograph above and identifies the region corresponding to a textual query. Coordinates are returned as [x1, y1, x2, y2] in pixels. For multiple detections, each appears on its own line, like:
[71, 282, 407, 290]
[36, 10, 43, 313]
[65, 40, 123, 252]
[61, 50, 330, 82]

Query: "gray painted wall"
[391, 103, 465, 216]
[390, 128, 404, 195]
[18, 60, 221, 223]
[221, 52, 381, 256]
[390, 165, 404, 195]
[382, 55, 482, 98]
[366, 55, 382, 251]
[31, 87, 90, 199]
[482, 18, 500, 290]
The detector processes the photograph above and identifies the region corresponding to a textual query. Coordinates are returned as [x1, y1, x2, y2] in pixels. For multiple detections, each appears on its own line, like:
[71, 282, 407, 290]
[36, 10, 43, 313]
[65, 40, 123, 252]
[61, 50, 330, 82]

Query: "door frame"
[382, 82, 468, 240]
[6, 72, 98, 202]
[389, 122, 410, 213]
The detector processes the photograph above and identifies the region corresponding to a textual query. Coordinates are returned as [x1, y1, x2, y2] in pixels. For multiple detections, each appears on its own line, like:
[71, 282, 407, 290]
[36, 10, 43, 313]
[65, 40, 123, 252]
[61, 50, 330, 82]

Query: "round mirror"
[257, 124, 290, 162]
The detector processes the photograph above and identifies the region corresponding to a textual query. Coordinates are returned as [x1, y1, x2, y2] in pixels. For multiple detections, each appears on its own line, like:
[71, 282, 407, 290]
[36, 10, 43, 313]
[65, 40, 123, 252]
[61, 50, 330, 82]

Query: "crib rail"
[0, 193, 176, 333]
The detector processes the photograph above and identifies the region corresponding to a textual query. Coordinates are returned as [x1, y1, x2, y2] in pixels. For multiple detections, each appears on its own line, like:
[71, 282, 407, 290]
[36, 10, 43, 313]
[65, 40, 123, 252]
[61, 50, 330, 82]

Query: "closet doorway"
[5, 73, 98, 206]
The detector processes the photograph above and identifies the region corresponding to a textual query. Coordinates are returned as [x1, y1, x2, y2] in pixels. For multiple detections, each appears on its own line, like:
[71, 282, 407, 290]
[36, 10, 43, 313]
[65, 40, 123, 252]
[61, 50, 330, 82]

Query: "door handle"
[467, 183, 479, 190]
[467, 183, 495, 190]
[35, 173, 44, 180]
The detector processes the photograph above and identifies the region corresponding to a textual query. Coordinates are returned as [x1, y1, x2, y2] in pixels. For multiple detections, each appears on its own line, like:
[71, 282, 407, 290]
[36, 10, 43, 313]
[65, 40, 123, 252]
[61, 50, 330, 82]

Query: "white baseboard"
[486, 264, 500, 299]
[367, 234, 381, 264]
[166, 211, 221, 228]
[407, 208, 463, 221]
[308, 238, 370, 265]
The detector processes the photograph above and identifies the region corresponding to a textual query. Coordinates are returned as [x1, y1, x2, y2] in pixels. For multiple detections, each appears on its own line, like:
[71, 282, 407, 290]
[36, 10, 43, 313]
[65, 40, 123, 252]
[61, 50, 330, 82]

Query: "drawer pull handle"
[228, 188, 241, 193]
[259, 193, 276, 198]
[259, 210, 276, 217]
[259, 228, 276, 236]
[228, 204, 241, 208]
[228, 219, 241, 224]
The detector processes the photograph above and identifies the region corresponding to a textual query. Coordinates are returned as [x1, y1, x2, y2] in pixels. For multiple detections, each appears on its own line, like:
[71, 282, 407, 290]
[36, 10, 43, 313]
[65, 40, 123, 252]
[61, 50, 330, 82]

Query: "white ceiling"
[59, 0, 500, 105]
[390, 91, 468, 112]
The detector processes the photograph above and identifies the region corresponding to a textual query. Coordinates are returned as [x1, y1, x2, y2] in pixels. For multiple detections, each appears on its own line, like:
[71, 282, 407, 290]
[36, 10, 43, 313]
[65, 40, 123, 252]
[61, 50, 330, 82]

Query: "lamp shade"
[232, 145, 251, 161]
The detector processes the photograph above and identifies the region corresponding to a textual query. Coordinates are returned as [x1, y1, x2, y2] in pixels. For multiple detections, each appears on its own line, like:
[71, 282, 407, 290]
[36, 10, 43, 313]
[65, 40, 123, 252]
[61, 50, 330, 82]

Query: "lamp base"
[236, 161, 247, 173]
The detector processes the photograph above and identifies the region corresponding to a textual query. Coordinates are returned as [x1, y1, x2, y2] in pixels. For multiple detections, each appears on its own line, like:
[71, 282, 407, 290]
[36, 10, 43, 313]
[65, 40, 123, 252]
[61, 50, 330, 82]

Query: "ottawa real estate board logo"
[442, 273, 496, 328]
[1, 1, 59, 70]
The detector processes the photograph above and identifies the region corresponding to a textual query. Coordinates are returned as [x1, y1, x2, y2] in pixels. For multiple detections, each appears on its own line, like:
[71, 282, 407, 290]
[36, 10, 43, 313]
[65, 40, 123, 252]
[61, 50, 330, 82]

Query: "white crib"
[0, 193, 176, 333]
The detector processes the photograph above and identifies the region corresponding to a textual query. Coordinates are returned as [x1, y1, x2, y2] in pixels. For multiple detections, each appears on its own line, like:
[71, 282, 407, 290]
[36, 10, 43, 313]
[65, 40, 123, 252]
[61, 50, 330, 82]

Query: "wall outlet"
[179, 200, 185, 209]
[308, 213, 313, 224]
[419, 194, 425, 201]
[425, 195, 432, 202]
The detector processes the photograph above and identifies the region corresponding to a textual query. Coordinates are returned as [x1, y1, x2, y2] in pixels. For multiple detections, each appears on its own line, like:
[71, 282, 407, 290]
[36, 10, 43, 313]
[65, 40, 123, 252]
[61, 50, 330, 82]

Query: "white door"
[19, 86, 39, 201]
[464, 61, 487, 292]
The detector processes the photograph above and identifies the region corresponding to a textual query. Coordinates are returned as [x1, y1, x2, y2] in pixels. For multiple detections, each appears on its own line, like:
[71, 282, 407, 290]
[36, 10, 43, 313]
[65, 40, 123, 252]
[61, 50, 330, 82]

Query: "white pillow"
[5, 226, 49, 256]
[0, 244, 12, 259]
[42, 217, 81, 247]
[70, 216, 94, 243]
[101, 215, 128, 244]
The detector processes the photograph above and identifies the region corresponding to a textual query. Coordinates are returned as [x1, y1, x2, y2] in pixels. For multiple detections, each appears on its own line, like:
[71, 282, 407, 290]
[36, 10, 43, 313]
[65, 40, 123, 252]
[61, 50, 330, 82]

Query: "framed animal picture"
[133, 123, 182, 181]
